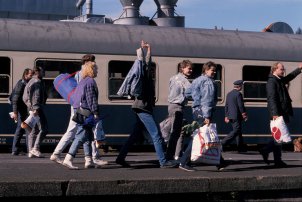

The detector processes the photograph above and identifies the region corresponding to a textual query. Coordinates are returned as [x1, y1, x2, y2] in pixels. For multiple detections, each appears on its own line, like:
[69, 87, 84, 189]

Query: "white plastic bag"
[191, 123, 221, 165]
[21, 111, 40, 132]
[270, 116, 291, 143]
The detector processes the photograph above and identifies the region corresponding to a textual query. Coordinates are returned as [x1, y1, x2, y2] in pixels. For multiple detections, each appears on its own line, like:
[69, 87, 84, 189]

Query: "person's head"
[271, 62, 285, 77]
[33, 66, 44, 79]
[179, 60, 193, 77]
[81, 61, 98, 78]
[81, 54, 95, 65]
[233, 80, 244, 90]
[202, 61, 217, 78]
[22, 68, 33, 81]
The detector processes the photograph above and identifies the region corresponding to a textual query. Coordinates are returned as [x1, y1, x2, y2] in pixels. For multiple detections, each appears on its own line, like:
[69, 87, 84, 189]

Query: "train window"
[35, 59, 81, 100]
[108, 60, 157, 100]
[0, 57, 11, 98]
[190, 63, 223, 100]
[242, 65, 271, 101]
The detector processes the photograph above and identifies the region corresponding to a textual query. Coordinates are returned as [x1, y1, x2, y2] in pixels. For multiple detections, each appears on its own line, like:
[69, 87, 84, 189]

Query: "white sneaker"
[30, 149, 44, 158]
[50, 154, 63, 164]
[28, 152, 34, 158]
[93, 157, 109, 167]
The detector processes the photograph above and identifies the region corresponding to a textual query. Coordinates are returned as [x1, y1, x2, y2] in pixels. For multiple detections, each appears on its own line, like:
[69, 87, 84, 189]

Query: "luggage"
[53, 72, 78, 105]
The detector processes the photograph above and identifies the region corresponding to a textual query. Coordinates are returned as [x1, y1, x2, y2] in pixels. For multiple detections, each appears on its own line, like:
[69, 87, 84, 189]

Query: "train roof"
[0, 18, 301, 62]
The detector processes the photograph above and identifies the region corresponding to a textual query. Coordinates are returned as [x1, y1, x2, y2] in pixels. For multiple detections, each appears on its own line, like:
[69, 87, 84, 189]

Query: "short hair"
[81, 61, 97, 78]
[81, 54, 95, 65]
[271, 62, 282, 74]
[22, 68, 32, 80]
[178, 60, 192, 72]
[202, 61, 217, 74]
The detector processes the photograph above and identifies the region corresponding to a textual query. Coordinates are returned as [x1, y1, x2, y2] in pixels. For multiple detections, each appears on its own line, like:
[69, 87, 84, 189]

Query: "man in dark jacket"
[222, 80, 248, 152]
[260, 62, 302, 167]
[11, 68, 33, 155]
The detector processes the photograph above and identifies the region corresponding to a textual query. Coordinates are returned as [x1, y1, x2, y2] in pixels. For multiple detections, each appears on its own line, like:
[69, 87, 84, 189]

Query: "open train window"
[108, 60, 157, 100]
[242, 65, 271, 102]
[189, 63, 223, 101]
[0, 57, 11, 98]
[35, 59, 81, 100]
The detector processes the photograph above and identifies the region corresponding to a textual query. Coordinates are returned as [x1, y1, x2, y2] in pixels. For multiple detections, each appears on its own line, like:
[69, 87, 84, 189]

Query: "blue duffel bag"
[53, 72, 78, 105]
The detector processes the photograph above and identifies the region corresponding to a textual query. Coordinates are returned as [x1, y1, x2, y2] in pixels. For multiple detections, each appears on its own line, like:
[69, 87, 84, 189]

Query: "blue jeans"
[12, 111, 28, 153]
[68, 124, 93, 157]
[117, 112, 167, 166]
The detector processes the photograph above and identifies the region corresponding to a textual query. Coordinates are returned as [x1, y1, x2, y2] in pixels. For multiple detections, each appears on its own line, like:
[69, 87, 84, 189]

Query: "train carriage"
[0, 18, 301, 148]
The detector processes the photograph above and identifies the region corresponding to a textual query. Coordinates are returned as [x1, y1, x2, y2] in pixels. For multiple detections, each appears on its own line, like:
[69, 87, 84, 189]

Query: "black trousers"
[221, 119, 243, 150]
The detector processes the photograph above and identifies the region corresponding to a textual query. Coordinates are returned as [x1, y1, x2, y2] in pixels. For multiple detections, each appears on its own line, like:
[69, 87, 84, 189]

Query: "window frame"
[35, 58, 82, 102]
[0, 56, 12, 98]
[242, 65, 271, 102]
[107, 60, 157, 101]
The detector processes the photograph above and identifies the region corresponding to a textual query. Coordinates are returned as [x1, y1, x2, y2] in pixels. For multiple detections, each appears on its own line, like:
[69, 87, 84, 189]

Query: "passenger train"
[0, 18, 301, 148]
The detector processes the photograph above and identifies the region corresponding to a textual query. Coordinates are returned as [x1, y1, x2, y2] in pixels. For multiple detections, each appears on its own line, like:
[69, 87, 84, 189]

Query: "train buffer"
[0, 151, 301, 201]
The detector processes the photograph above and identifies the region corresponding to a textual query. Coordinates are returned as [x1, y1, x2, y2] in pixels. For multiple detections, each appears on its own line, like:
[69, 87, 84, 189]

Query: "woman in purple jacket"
[62, 61, 100, 169]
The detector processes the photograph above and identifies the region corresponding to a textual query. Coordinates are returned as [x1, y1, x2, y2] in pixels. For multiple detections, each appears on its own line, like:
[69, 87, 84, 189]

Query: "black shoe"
[274, 161, 287, 168]
[161, 160, 179, 168]
[115, 158, 131, 168]
[179, 164, 196, 172]
[216, 161, 229, 171]
[11, 152, 19, 156]
[259, 150, 270, 165]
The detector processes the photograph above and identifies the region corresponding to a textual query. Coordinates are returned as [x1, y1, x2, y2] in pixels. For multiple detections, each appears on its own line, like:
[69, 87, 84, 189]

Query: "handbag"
[270, 116, 291, 143]
[53, 72, 78, 105]
[72, 107, 96, 127]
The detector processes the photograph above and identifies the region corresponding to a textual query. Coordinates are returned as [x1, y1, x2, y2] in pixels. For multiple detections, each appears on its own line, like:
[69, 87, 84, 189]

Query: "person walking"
[178, 61, 228, 171]
[222, 80, 248, 153]
[115, 40, 178, 168]
[165, 60, 192, 161]
[23, 66, 48, 158]
[62, 61, 101, 169]
[260, 62, 302, 168]
[10, 68, 33, 155]
[50, 54, 107, 167]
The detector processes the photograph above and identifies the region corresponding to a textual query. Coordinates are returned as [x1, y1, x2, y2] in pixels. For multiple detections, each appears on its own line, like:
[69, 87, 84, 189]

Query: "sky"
[89, 0, 302, 33]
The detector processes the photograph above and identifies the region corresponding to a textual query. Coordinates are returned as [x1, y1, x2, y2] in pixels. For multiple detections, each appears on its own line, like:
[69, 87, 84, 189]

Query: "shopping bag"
[270, 116, 291, 143]
[21, 111, 40, 133]
[53, 72, 78, 105]
[191, 123, 221, 165]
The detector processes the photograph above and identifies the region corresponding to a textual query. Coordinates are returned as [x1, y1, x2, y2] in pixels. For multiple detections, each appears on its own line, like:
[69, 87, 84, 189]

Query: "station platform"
[0, 151, 301, 201]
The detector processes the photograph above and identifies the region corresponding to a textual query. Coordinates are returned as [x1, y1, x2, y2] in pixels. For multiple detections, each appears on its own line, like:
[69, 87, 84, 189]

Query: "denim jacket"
[117, 59, 144, 97]
[185, 74, 217, 118]
[168, 73, 191, 106]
